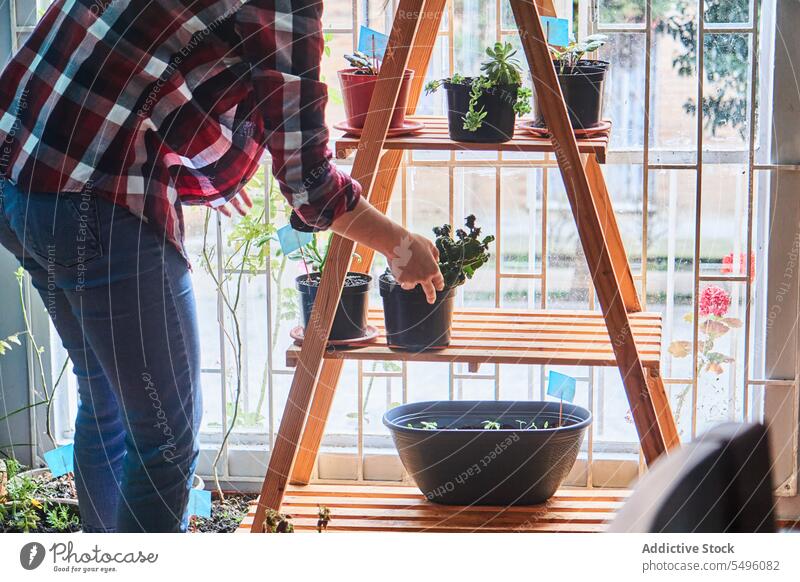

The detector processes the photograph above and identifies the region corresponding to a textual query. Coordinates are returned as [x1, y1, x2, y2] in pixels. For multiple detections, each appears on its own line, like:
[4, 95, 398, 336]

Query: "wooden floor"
[286, 307, 663, 372]
[238, 482, 629, 533]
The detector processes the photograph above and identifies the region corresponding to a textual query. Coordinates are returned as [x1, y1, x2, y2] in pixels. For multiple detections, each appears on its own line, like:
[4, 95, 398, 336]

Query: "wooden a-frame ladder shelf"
[248, 0, 680, 533]
[334, 115, 611, 163]
[285, 308, 664, 372]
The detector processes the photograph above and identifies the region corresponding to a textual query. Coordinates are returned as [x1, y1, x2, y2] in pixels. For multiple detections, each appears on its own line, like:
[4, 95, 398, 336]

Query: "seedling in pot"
[548, 34, 608, 73]
[531, 33, 610, 130]
[289, 232, 372, 342]
[287, 232, 362, 283]
[344, 50, 379, 75]
[340, 37, 414, 130]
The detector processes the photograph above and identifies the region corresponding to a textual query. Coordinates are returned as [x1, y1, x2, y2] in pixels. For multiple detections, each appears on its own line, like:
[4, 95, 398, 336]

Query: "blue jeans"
[0, 180, 202, 532]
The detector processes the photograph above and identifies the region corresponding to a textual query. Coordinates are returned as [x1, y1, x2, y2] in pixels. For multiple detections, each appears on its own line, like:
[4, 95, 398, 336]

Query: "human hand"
[215, 188, 253, 217]
[388, 231, 445, 304]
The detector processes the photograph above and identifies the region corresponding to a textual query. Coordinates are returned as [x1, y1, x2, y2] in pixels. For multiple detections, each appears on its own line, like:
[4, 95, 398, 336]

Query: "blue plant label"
[541, 17, 570, 47]
[357, 25, 390, 60]
[188, 488, 212, 518]
[43, 444, 74, 478]
[547, 371, 577, 403]
[277, 224, 312, 255]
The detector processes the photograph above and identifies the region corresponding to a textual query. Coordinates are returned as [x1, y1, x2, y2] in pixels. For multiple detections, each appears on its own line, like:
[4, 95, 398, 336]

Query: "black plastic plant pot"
[533, 62, 608, 130]
[379, 274, 456, 351]
[444, 80, 518, 143]
[383, 400, 592, 506]
[296, 272, 372, 341]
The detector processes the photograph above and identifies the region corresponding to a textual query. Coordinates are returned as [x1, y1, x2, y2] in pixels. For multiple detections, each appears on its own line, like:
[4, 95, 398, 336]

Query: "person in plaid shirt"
[0, 0, 442, 532]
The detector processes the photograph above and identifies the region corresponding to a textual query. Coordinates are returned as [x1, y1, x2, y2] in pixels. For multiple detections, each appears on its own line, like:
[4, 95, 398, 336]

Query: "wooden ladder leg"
[289, 151, 400, 485]
[582, 154, 641, 313]
[646, 365, 681, 450]
[510, 0, 668, 464]
[250, 0, 427, 531]
[583, 153, 680, 450]
[290, 0, 449, 486]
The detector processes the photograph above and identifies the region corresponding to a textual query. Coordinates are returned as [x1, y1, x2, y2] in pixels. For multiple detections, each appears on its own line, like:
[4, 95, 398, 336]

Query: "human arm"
[329, 197, 444, 303]
[235, 1, 442, 302]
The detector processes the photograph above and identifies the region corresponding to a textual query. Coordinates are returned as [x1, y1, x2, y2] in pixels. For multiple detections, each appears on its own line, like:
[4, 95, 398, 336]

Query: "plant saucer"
[517, 119, 612, 138]
[333, 119, 425, 137]
[290, 325, 380, 346]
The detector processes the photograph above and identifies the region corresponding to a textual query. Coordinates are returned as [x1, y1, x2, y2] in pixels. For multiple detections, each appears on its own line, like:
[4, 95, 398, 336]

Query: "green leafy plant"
[407, 421, 438, 430]
[480, 42, 523, 85]
[0, 332, 21, 356]
[434, 215, 495, 288]
[285, 232, 361, 275]
[0, 470, 43, 532]
[548, 34, 608, 72]
[425, 42, 533, 132]
[1, 268, 69, 461]
[45, 503, 80, 532]
[344, 51, 379, 75]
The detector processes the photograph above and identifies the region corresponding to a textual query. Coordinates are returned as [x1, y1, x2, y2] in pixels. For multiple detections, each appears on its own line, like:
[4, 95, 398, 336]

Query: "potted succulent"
[383, 400, 592, 506]
[379, 215, 494, 351]
[533, 34, 609, 130]
[425, 43, 532, 143]
[338, 51, 414, 130]
[292, 235, 372, 342]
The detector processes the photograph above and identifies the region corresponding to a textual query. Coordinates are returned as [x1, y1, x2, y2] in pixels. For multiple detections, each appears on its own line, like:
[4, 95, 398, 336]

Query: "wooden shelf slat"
[286, 308, 663, 370]
[333, 116, 610, 163]
[238, 483, 626, 533]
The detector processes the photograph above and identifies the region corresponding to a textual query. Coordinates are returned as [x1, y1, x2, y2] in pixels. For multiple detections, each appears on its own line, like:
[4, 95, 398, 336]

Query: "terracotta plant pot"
[338, 68, 414, 129]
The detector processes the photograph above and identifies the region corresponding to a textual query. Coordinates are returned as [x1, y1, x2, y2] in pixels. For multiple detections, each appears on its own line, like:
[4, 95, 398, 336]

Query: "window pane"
[702, 33, 752, 151]
[647, 170, 697, 379]
[600, 33, 647, 150]
[500, 167, 543, 274]
[453, 0, 497, 74]
[323, 0, 353, 29]
[650, 0, 700, 158]
[704, 0, 751, 24]
[598, 0, 645, 25]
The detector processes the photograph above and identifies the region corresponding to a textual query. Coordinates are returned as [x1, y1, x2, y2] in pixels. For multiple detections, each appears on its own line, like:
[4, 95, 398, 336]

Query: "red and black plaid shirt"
[0, 0, 360, 259]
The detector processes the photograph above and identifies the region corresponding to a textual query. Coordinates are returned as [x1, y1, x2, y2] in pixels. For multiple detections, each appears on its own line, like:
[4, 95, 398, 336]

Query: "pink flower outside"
[698, 285, 731, 318]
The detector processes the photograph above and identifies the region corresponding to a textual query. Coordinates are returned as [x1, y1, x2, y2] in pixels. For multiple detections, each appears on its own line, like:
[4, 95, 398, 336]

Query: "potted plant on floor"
[338, 51, 414, 131]
[383, 400, 592, 506]
[0, 459, 81, 533]
[531, 34, 609, 130]
[425, 42, 533, 143]
[292, 234, 373, 342]
[379, 215, 494, 351]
